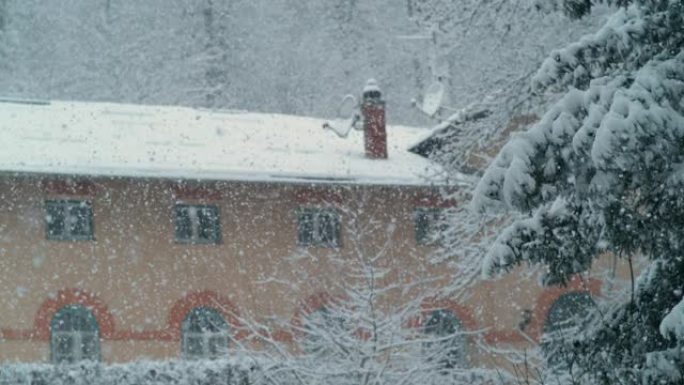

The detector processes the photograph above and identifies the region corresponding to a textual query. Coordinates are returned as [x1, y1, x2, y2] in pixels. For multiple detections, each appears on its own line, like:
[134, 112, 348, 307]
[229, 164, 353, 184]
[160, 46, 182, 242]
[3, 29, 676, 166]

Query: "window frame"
[296, 207, 341, 248]
[181, 307, 230, 360]
[301, 306, 349, 356]
[174, 203, 222, 245]
[50, 305, 101, 364]
[413, 207, 445, 246]
[541, 292, 595, 367]
[422, 309, 467, 369]
[45, 200, 95, 241]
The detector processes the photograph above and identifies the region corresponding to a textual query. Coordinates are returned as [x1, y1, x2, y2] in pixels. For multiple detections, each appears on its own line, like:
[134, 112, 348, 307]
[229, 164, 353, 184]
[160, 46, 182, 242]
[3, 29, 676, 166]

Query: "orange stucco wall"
[0, 175, 629, 365]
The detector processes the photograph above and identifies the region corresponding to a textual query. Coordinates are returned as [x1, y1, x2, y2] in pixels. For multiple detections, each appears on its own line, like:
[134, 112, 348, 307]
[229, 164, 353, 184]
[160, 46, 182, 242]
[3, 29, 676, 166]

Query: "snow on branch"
[475, 49, 684, 280]
[532, 1, 683, 93]
[221, 190, 503, 385]
[476, 51, 684, 213]
[660, 297, 684, 341]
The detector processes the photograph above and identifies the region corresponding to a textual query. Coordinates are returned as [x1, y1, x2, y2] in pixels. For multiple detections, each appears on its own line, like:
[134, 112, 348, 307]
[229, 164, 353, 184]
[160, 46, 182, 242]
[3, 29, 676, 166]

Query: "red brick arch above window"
[417, 298, 477, 332]
[291, 292, 336, 329]
[32, 288, 116, 341]
[167, 290, 244, 340]
[288, 292, 356, 342]
[480, 276, 602, 344]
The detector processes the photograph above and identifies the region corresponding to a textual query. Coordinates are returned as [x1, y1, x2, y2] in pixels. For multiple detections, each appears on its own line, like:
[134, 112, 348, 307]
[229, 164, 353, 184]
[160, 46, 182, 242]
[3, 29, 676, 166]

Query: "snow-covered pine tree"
[473, 1, 684, 383]
[406, 0, 607, 179]
[229, 189, 500, 385]
[404, 0, 607, 300]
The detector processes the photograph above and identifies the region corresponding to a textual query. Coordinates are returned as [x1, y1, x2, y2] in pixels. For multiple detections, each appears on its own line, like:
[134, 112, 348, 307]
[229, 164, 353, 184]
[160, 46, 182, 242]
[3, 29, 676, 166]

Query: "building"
[0, 84, 614, 367]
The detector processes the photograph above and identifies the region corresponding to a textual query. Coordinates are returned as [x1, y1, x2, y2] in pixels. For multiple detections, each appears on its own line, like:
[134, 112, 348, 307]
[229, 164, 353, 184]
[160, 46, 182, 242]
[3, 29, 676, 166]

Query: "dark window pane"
[423, 310, 465, 369]
[181, 307, 229, 359]
[414, 208, 442, 245]
[46, 201, 93, 241]
[73, 311, 86, 331]
[51, 306, 98, 333]
[185, 336, 203, 357]
[69, 204, 92, 238]
[175, 206, 193, 241]
[541, 292, 594, 368]
[55, 335, 73, 360]
[303, 307, 347, 356]
[80, 334, 99, 360]
[414, 210, 429, 244]
[208, 336, 227, 356]
[298, 209, 340, 248]
[197, 206, 220, 242]
[183, 308, 228, 333]
[298, 211, 314, 246]
[318, 211, 339, 247]
[187, 312, 202, 333]
[204, 313, 225, 332]
[175, 204, 220, 244]
[544, 292, 594, 333]
[46, 203, 66, 238]
[52, 316, 70, 332]
[50, 305, 100, 364]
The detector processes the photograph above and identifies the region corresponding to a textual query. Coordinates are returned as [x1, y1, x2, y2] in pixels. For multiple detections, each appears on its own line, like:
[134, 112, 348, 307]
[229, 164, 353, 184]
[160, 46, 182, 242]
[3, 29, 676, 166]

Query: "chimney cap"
[363, 79, 382, 102]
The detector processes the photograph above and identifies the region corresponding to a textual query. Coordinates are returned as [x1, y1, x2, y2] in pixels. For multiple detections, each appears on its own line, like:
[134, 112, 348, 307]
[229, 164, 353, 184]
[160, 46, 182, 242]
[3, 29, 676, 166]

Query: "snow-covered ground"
[0, 357, 258, 385]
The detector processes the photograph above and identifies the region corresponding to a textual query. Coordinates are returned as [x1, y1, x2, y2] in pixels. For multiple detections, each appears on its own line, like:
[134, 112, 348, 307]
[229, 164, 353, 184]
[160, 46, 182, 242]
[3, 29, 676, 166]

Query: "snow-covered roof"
[0, 99, 447, 186]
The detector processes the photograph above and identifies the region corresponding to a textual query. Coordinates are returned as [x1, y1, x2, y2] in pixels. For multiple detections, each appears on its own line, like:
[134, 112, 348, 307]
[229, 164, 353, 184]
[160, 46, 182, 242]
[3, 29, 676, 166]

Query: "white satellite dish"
[323, 94, 360, 138]
[420, 80, 445, 117]
[338, 94, 357, 120]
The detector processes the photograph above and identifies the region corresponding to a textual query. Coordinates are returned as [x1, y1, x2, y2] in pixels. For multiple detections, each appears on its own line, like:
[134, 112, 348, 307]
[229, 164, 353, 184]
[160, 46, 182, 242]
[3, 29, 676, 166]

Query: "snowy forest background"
[0, 0, 603, 125]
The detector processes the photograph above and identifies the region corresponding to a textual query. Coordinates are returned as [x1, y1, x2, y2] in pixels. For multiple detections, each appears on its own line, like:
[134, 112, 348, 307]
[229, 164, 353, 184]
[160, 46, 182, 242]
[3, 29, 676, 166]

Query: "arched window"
[50, 305, 100, 364]
[181, 307, 230, 360]
[300, 306, 348, 356]
[423, 309, 466, 368]
[542, 292, 595, 365]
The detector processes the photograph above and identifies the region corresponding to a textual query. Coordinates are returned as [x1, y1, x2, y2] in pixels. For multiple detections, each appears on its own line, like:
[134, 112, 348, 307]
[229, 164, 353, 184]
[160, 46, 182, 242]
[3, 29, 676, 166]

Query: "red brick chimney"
[361, 79, 387, 159]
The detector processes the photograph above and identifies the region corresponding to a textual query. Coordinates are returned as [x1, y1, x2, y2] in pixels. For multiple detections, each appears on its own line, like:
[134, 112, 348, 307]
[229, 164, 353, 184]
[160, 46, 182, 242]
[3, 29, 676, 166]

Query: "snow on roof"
[0, 99, 448, 186]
